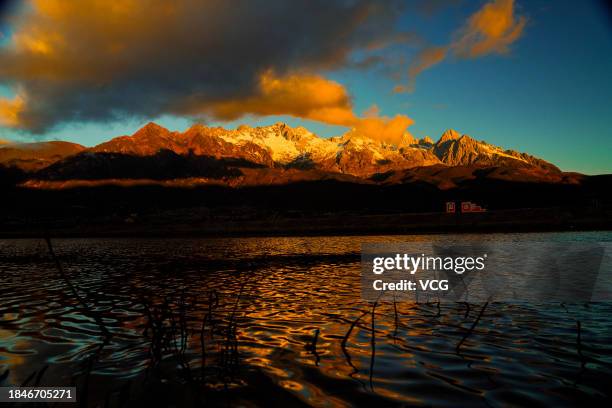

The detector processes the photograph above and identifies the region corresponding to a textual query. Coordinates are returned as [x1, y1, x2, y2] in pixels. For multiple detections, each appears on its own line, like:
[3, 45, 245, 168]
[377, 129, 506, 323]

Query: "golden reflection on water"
[0, 234, 611, 406]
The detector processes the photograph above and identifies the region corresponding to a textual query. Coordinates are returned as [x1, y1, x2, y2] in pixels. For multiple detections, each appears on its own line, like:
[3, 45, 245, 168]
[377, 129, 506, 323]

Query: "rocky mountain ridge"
[88, 122, 559, 175]
[0, 122, 560, 180]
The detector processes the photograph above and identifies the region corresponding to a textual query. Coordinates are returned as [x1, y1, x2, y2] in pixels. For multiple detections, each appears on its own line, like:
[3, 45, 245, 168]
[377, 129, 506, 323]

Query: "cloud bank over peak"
[0, 0, 413, 143]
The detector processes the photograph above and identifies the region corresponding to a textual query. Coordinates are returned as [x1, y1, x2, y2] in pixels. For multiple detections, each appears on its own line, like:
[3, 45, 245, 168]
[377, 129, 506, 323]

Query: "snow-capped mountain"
[1, 122, 561, 183]
[432, 129, 559, 172]
[86, 122, 558, 176]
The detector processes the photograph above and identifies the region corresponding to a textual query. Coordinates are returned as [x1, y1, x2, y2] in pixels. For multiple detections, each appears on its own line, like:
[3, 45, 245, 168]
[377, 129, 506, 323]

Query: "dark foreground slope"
[1, 172, 611, 237]
[3, 122, 609, 236]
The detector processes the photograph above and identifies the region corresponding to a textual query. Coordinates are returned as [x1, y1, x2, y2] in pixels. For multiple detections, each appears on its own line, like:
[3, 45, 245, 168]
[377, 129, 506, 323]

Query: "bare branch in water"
[341, 309, 368, 373]
[44, 237, 111, 340]
[305, 328, 321, 366]
[369, 299, 378, 391]
[456, 301, 488, 352]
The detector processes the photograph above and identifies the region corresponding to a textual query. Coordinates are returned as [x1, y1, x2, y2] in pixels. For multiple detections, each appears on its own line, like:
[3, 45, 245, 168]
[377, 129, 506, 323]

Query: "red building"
[446, 201, 487, 213]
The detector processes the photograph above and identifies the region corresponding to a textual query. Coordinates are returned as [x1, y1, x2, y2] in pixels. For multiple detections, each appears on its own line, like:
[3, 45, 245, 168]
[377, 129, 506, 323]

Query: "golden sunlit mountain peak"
[438, 129, 462, 143]
[1, 122, 562, 179]
[133, 122, 172, 137]
[420, 136, 434, 145]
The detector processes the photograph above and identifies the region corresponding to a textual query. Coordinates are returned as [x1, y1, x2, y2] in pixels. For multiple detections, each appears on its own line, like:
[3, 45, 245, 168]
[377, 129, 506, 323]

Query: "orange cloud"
[206, 71, 355, 125]
[351, 114, 414, 145]
[0, 95, 25, 127]
[206, 71, 414, 144]
[452, 0, 527, 57]
[399, 0, 526, 92]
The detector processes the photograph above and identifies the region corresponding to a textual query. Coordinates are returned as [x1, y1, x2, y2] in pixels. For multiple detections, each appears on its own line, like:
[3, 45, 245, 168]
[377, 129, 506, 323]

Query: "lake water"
[1, 232, 611, 406]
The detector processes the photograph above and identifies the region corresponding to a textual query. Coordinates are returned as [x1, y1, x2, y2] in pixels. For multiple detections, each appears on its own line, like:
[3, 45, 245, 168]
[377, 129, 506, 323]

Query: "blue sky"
[0, 0, 611, 174]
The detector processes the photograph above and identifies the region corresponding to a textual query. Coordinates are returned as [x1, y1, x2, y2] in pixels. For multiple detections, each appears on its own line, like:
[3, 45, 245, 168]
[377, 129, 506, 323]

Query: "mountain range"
[0, 122, 579, 189]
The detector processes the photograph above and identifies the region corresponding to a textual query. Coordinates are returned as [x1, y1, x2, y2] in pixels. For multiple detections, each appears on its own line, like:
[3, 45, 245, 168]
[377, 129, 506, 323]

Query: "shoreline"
[2, 208, 610, 238]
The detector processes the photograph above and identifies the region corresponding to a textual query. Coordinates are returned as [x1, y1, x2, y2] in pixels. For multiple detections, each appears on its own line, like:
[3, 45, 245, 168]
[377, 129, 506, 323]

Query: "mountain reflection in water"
[1, 233, 611, 407]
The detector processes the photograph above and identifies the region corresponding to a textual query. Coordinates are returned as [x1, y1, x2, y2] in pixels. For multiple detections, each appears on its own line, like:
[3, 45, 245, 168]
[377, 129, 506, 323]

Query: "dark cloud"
[0, 0, 18, 21]
[0, 0, 407, 133]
